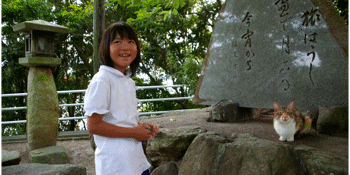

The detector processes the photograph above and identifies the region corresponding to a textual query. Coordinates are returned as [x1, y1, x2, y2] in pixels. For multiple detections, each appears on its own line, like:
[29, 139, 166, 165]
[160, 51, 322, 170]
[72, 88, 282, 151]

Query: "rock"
[208, 100, 255, 123]
[90, 134, 96, 151]
[317, 106, 348, 136]
[295, 145, 348, 175]
[151, 161, 178, 175]
[146, 125, 207, 167]
[208, 100, 237, 122]
[179, 133, 304, 175]
[2, 150, 21, 166]
[30, 146, 69, 164]
[2, 163, 86, 175]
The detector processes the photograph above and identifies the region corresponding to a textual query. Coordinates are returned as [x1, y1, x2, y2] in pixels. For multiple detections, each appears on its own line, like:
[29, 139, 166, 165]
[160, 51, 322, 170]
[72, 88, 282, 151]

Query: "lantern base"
[19, 57, 61, 67]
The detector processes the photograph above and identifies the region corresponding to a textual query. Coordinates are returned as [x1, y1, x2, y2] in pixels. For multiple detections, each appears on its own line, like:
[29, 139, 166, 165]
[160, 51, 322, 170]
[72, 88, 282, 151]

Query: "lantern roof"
[12, 19, 68, 34]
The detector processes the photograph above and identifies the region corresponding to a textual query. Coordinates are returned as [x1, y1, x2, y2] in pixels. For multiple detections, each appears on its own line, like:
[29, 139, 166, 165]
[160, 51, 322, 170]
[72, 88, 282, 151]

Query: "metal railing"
[1, 85, 195, 125]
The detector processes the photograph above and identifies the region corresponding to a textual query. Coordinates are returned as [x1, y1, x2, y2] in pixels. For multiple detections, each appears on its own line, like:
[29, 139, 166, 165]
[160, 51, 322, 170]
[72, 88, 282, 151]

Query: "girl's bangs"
[111, 25, 135, 41]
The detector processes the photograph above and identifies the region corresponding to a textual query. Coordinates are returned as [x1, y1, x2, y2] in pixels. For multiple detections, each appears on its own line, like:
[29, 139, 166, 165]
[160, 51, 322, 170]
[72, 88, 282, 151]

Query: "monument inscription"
[194, 0, 348, 110]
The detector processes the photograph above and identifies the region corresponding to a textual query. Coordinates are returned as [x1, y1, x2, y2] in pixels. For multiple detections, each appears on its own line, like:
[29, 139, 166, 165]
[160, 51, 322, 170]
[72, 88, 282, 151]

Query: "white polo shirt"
[84, 65, 151, 175]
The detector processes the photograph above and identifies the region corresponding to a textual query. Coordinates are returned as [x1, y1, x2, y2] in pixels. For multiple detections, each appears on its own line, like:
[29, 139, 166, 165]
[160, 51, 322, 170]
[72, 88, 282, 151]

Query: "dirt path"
[2, 107, 348, 175]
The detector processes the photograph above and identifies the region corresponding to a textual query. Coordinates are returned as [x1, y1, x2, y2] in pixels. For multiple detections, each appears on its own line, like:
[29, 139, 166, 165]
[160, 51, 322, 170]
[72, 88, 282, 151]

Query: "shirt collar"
[99, 65, 132, 78]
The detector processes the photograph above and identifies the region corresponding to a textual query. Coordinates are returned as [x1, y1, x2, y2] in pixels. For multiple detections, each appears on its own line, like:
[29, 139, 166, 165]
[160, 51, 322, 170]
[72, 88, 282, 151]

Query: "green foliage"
[332, 0, 348, 24]
[2, 123, 26, 136]
[2, 0, 55, 23]
[106, 0, 189, 20]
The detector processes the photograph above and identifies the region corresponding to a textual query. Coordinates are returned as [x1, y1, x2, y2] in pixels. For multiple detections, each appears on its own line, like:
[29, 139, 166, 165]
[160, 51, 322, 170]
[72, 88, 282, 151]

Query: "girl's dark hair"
[99, 22, 141, 77]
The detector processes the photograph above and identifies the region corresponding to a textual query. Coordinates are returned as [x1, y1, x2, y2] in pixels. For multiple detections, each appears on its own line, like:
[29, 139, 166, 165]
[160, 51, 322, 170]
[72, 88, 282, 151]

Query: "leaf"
[160, 10, 170, 15]
[164, 12, 169, 21]
[179, 0, 186, 8]
[133, 0, 142, 5]
[165, 0, 172, 8]
[104, 3, 114, 7]
[174, 0, 180, 9]
[173, 8, 178, 16]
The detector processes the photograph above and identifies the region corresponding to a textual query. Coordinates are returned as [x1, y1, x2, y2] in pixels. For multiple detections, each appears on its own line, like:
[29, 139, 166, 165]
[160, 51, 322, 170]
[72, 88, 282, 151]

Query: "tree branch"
[70, 42, 93, 73]
[216, 0, 222, 9]
[139, 64, 161, 85]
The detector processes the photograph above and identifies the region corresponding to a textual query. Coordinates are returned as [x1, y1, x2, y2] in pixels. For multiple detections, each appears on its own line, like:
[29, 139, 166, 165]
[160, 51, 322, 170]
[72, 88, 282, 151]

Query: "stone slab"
[2, 163, 86, 175]
[30, 146, 69, 164]
[194, 0, 348, 110]
[2, 150, 21, 166]
[19, 57, 61, 67]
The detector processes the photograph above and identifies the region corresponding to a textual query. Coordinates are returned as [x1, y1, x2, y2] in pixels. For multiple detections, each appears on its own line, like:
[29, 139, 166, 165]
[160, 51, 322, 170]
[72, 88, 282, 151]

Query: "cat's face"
[275, 111, 294, 122]
[273, 102, 296, 122]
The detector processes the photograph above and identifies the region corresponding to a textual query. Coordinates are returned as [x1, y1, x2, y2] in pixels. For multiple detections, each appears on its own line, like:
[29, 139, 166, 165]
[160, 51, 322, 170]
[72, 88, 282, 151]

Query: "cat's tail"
[300, 116, 312, 134]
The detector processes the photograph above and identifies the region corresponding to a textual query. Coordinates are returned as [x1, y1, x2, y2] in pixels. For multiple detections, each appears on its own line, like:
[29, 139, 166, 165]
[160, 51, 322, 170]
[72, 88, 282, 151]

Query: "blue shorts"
[142, 169, 150, 175]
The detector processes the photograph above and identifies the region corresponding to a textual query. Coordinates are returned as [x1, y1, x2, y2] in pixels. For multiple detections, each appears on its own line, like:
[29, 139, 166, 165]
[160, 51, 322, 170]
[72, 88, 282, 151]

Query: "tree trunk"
[93, 0, 105, 75]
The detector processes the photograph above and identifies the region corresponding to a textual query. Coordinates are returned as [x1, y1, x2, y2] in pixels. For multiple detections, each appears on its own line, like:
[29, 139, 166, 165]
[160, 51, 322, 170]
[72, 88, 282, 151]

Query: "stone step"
[2, 130, 90, 143]
[2, 150, 21, 166]
[2, 163, 87, 175]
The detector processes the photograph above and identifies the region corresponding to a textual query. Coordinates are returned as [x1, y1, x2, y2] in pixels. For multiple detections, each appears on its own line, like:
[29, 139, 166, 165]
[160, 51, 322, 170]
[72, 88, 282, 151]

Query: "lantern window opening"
[25, 34, 31, 53]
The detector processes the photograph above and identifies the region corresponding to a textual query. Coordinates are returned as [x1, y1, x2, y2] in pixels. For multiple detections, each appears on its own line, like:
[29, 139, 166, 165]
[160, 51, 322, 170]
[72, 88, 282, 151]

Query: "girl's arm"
[88, 113, 152, 142]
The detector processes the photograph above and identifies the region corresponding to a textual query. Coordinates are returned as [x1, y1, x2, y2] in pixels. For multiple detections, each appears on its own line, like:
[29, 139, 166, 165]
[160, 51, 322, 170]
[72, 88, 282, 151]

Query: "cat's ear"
[273, 102, 281, 112]
[287, 101, 295, 110]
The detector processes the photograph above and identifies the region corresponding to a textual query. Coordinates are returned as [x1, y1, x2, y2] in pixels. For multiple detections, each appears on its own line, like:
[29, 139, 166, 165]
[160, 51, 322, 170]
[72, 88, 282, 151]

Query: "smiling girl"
[84, 22, 158, 175]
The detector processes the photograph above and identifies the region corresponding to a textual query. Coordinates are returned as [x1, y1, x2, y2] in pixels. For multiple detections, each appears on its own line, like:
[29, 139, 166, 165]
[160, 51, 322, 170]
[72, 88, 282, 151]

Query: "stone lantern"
[13, 20, 68, 151]
[13, 19, 68, 67]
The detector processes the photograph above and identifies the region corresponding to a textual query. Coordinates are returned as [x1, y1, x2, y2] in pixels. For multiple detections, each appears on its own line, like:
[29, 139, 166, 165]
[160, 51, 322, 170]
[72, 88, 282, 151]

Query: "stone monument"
[194, 0, 348, 110]
[13, 20, 68, 151]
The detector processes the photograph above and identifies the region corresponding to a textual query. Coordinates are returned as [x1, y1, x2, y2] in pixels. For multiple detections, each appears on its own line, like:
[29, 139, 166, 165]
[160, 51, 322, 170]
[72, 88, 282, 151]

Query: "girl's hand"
[145, 123, 159, 138]
[133, 123, 152, 142]
[137, 122, 159, 138]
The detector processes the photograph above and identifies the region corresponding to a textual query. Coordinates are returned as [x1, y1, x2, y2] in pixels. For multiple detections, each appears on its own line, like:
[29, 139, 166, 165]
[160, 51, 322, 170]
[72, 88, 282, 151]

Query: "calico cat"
[273, 101, 312, 142]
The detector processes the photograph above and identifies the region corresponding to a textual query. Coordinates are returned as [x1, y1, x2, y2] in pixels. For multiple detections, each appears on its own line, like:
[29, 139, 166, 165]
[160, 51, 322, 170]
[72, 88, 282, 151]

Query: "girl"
[84, 22, 159, 175]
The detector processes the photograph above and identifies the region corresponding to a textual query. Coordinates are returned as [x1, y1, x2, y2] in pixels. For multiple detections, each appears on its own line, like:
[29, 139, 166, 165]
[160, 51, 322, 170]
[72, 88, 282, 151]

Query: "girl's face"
[110, 34, 137, 73]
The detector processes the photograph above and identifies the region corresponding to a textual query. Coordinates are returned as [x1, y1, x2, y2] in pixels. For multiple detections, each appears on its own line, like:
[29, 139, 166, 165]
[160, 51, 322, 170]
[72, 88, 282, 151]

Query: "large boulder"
[146, 125, 207, 167]
[295, 145, 348, 175]
[179, 133, 304, 175]
[2, 163, 86, 175]
[30, 146, 69, 164]
[2, 150, 21, 166]
[317, 106, 348, 136]
[151, 161, 178, 175]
